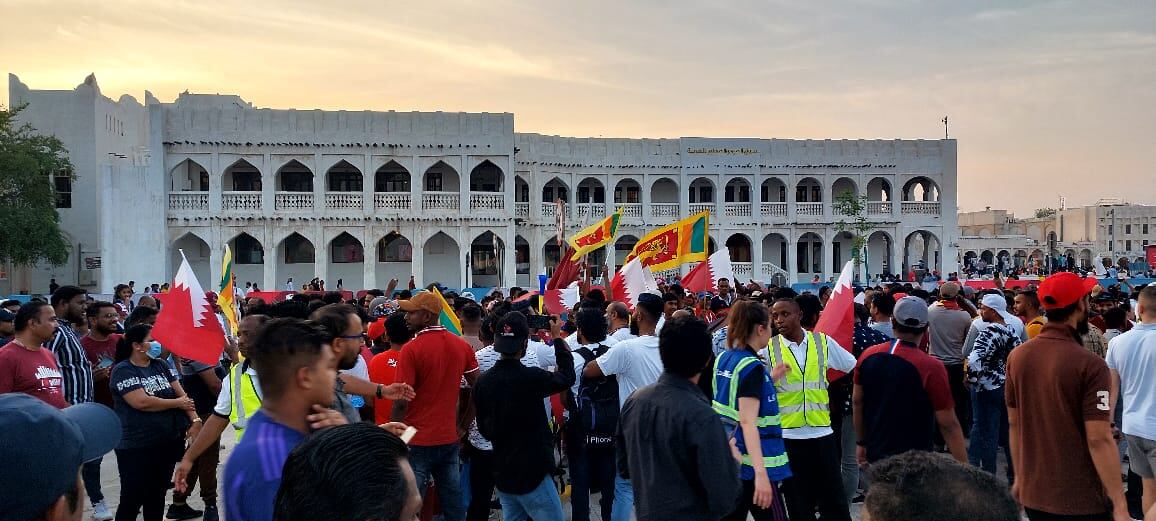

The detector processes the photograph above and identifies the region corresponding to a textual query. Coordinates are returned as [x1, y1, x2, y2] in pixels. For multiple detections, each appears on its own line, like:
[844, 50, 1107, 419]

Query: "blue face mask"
[146, 341, 163, 359]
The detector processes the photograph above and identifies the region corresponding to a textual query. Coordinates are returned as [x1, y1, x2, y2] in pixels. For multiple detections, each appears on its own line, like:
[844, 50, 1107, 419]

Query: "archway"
[515, 235, 531, 286]
[577, 177, 606, 204]
[795, 177, 822, 203]
[614, 235, 639, 270]
[171, 233, 211, 287]
[650, 178, 679, 218]
[469, 160, 503, 192]
[514, 177, 530, 203]
[762, 233, 789, 271]
[422, 232, 461, 288]
[278, 233, 316, 289]
[169, 159, 209, 192]
[903, 230, 941, 277]
[831, 177, 858, 201]
[374, 161, 410, 193]
[471, 232, 504, 287]
[866, 231, 893, 276]
[725, 233, 752, 262]
[326, 161, 362, 192]
[423, 161, 460, 192]
[724, 179, 751, 203]
[797, 232, 823, 277]
[866, 177, 892, 203]
[1014, 250, 1028, 269]
[902, 177, 940, 202]
[376, 233, 413, 288]
[761, 178, 787, 203]
[223, 159, 261, 192]
[229, 232, 264, 288]
[542, 177, 569, 203]
[614, 179, 642, 204]
[328, 232, 364, 290]
[1079, 249, 1093, 269]
[689, 177, 714, 204]
[544, 237, 563, 272]
[276, 160, 313, 192]
[832, 231, 856, 274]
[981, 250, 995, 265]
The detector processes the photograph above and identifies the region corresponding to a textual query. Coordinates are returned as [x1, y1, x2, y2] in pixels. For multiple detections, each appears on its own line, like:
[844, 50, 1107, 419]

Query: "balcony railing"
[901, 201, 941, 216]
[374, 193, 411, 211]
[325, 192, 363, 210]
[514, 202, 529, 218]
[761, 262, 790, 281]
[422, 192, 460, 211]
[797, 202, 823, 216]
[275, 192, 313, 211]
[168, 192, 208, 212]
[654, 267, 682, 281]
[470, 192, 504, 212]
[651, 203, 679, 219]
[732, 262, 753, 279]
[576, 203, 606, 220]
[867, 201, 892, 215]
[761, 202, 788, 217]
[542, 202, 558, 219]
[724, 202, 752, 218]
[222, 191, 261, 212]
[689, 203, 715, 216]
[619, 203, 642, 219]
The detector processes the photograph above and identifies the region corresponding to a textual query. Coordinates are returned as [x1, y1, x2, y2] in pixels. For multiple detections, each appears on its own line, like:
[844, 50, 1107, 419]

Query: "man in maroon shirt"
[79, 301, 122, 520]
[0, 301, 67, 409]
[1007, 272, 1129, 521]
[392, 291, 480, 521]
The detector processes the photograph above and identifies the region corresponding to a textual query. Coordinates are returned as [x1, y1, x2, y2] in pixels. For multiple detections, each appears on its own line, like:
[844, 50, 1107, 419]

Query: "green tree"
[0, 104, 73, 267]
[834, 191, 879, 281]
[1034, 207, 1057, 219]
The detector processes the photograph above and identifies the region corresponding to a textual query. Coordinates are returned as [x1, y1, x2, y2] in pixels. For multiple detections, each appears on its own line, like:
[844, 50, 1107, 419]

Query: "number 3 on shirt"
[1096, 390, 1110, 412]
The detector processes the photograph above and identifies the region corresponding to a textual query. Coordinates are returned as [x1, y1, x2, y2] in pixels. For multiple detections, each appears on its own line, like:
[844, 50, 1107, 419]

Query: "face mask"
[146, 341, 163, 359]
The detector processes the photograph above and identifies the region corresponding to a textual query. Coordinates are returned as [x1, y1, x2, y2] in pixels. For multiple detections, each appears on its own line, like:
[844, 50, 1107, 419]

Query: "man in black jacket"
[617, 315, 741, 521]
[475, 312, 575, 521]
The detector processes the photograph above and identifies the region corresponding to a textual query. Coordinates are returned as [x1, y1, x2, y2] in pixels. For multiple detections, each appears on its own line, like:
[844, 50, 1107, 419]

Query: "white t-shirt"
[529, 339, 556, 370]
[609, 327, 636, 343]
[1106, 323, 1156, 440]
[760, 330, 857, 440]
[213, 364, 262, 416]
[594, 335, 663, 409]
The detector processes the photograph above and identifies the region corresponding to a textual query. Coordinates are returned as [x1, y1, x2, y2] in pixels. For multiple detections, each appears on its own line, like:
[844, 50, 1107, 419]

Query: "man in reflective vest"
[764, 298, 856, 521]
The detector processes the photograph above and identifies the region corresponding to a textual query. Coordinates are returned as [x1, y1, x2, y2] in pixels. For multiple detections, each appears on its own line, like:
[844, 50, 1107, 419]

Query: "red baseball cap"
[1038, 272, 1099, 311]
[366, 317, 386, 343]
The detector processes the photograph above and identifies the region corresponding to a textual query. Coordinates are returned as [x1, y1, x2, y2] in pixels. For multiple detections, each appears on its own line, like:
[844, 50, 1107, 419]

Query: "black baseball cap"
[0, 394, 122, 520]
[493, 312, 530, 354]
[0, 309, 14, 322]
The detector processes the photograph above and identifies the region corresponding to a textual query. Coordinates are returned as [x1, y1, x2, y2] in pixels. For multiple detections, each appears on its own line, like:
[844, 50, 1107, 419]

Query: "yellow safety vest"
[766, 332, 831, 428]
[228, 361, 262, 441]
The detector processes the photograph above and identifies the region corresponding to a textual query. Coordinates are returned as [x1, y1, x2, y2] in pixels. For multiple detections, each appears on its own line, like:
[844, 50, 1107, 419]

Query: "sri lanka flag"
[626, 210, 710, 272]
[218, 244, 240, 336]
[567, 209, 622, 261]
[432, 287, 462, 336]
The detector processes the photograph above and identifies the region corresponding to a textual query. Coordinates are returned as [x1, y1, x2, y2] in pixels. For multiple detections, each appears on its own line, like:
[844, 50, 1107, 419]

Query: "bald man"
[606, 302, 635, 343]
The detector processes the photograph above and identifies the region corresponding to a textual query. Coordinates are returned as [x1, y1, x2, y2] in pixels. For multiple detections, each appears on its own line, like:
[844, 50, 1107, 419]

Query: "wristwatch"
[376, 384, 384, 399]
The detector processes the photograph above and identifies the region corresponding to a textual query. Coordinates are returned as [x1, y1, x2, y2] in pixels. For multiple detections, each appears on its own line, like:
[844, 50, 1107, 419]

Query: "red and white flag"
[153, 252, 228, 366]
[542, 280, 581, 315]
[680, 248, 735, 294]
[813, 260, 855, 380]
[610, 256, 660, 310]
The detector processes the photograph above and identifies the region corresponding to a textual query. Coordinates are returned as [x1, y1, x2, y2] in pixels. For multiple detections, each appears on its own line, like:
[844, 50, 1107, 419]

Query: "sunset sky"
[3, 0, 1154, 215]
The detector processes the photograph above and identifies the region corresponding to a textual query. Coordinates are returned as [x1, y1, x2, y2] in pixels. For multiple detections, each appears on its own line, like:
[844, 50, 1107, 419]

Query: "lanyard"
[889, 339, 901, 355]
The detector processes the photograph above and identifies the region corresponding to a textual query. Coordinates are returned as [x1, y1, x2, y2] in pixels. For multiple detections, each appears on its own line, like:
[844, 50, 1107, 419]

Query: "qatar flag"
[813, 261, 856, 380]
[610, 256, 660, 310]
[153, 252, 228, 366]
[542, 280, 581, 315]
[681, 248, 735, 294]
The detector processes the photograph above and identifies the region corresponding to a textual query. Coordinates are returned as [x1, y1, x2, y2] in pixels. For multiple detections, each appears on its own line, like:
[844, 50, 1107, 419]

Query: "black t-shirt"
[737, 348, 765, 399]
[110, 359, 189, 449]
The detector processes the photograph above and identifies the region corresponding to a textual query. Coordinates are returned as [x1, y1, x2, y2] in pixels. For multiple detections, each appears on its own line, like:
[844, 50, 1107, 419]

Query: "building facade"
[957, 203, 1154, 274]
[5, 74, 959, 294]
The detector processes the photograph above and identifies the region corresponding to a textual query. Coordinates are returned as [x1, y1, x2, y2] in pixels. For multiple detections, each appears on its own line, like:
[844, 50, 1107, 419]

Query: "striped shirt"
[47, 325, 93, 405]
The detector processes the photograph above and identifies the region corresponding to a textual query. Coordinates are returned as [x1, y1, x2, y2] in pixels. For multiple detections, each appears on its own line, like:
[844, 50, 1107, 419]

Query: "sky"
[3, 0, 1154, 215]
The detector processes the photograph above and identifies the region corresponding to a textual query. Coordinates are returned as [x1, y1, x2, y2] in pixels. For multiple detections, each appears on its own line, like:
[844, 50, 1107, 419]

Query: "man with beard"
[313, 304, 396, 424]
[48, 286, 92, 408]
[1006, 272, 1129, 521]
[79, 301, 122, 520]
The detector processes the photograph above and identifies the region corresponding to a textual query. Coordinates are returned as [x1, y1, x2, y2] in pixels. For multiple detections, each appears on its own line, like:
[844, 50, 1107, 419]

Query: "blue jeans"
[409, 444, 465, 521]
[968, 387, 1006, 474]
[610, 474, 635, 521]
[496, 476, 565, 521]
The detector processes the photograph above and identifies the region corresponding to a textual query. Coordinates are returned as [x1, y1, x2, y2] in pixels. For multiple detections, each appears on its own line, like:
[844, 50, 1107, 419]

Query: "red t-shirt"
[394, 327, 479, 446]
[80, 334, 121, 407]
[369, 349, 402, 425]
[855, 340, 953, 462]
[0, 342, 69, 409]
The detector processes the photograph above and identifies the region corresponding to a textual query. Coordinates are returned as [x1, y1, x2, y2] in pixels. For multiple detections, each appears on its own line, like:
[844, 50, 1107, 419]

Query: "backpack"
[574, 344, 619, 448]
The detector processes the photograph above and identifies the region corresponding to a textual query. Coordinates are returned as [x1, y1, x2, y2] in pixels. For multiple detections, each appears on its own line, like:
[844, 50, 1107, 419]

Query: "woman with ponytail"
[713, 300, 792, 521]
[109, 324, 200, 521]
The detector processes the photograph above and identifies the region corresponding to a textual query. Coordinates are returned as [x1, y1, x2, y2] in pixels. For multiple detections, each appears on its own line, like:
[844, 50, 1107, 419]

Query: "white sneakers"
[91, 500, 113, 521]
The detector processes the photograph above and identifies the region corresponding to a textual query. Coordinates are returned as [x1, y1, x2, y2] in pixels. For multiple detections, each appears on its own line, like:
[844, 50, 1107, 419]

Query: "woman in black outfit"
[109, 324, 201, 521]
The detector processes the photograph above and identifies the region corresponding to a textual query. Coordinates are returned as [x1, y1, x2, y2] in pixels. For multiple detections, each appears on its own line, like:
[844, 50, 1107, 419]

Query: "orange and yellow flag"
[626, 210, 710, 272]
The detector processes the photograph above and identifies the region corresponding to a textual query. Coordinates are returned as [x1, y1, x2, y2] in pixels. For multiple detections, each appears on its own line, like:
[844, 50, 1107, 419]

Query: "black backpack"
[574, 344, 619, 448]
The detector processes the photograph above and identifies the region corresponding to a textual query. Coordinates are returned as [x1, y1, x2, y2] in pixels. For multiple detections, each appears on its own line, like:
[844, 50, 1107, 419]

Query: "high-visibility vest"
[712, 349, 792, 482]
[766, 332, 831, 429]
[228, 361, 262, 441]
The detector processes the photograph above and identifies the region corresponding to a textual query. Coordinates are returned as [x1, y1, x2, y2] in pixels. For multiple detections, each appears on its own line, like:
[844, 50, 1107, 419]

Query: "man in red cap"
[1006, 272, 1130, 521]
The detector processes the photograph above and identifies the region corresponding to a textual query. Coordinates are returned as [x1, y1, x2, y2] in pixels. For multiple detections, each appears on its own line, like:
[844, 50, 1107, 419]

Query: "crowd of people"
[1, 267, 1154, 521]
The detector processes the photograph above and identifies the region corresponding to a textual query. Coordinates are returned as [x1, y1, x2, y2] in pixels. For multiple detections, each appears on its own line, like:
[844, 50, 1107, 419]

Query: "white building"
[5, 74, 959, 294]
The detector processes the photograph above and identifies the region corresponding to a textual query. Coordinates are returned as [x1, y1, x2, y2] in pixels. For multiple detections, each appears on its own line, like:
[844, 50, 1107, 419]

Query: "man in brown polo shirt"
[1006, 272, 1130, 521]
